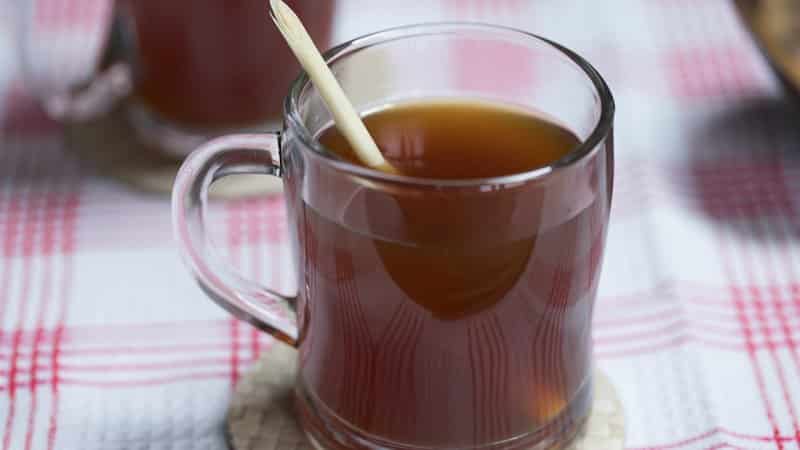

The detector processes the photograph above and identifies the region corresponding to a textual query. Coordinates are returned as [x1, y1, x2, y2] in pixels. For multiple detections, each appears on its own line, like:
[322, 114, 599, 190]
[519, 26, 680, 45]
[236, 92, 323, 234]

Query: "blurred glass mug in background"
[18, 0, 335, 157]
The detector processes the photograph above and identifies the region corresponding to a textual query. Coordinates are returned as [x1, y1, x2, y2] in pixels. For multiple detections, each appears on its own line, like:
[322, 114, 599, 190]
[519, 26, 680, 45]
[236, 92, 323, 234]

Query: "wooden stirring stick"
[269, 0, 396, 174]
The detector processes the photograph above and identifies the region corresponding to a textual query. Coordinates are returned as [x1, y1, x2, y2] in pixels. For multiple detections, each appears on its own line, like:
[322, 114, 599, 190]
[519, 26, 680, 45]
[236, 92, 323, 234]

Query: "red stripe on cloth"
[596, 334, 753, 356]
[0, 402, 13, 450]
[229, 320, 240, 388]
[60, 319, 231, 341]
[0, 333, 774, 383]
[439, 0, 537, 94]
[45, 324, 63, 450]
[59, 372, 231, 388]
[717, 226, 784, 449]
[778, 236, 800, 446]
[594, 318, 686, 345]
[626, 425, 800, 450]
[21, 342, 234, 358]
[23, 242, 52, 450]
[449, 38, 536, 95]
[0, 148, 20, 449]
[651, 0, 766, 100]
[265, 203, 284, 293]
[772, 164, 800, 386]
[0, 342, 230, 360]
[227, 202, 244, 387]
[250, 324, 261, 364]
[3, 324, 794, 368]
[595, 325, 761, 352]
[595, 307, 760, 336]
[23, 331, 45, 450]
[732, 288, 784, 450]
[749, 196, 800, 445]
[784, 169, 800, 382]
[33, 0, 110, 29]
[441, 0, 528, 17]
[221, 196, 286, 367]
[0, 204, 13, 447]
[626, 428, 719, 450]
[595, 306, 683, 328]
[0, 331, 774, 379]
[0, 372, 225, 391]
[723, 149, 800, 446]
[595, 335, 691, 359]
[57, 357, 232, 372]
[2, 177, 39, 450]
[663, 46, 754, 99]
[3, 298, 800, 376]
[750, 286, 800, 447]
[248, 200, 266, 362]
[47, 190, 79, 450]
[773, 234, 800, 356]
[23, 182, 63, 450]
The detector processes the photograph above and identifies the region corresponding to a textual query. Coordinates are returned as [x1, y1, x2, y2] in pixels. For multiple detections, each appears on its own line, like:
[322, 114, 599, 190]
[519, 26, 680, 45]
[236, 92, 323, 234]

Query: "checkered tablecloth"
[2, 0, 800, 449]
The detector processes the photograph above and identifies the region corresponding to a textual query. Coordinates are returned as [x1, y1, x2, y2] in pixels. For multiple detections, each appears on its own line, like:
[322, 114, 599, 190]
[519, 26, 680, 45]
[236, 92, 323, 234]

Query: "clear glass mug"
[18, 0, 334, 157]
[172, 24, 614, 450]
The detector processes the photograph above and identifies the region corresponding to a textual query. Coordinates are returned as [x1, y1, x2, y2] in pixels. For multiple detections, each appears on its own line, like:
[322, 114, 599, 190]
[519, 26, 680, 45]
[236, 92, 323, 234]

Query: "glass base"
[125, 101, 283, 159]
[295, 380, 591, 450]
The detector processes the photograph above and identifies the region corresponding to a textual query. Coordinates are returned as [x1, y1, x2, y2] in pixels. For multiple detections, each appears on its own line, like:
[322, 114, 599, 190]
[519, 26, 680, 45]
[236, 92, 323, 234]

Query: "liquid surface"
[295, 100, 608, 448]
[319, 99, 579, 178]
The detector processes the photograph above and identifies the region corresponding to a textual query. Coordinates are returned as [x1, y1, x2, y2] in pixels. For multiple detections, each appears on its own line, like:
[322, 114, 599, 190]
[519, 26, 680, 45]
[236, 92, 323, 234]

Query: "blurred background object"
[18, 0, 335, 158]
[735, 0, 800, 95]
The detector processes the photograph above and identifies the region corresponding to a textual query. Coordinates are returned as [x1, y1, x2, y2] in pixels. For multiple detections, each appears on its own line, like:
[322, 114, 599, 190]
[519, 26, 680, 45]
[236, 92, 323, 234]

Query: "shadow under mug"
[19, 0, 333, 158]
[172, 23, 614, 450]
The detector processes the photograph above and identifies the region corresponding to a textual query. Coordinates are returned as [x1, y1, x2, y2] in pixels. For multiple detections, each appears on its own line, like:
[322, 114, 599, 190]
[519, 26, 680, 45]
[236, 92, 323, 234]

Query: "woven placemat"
[227, 344, 625, 450]
[64, 105, 284, 198]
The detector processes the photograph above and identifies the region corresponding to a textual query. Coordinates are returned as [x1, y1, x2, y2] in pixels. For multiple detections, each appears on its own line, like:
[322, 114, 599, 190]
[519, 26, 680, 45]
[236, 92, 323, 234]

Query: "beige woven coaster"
[227, 344, 625, 450]
[64, 105, 283, 198]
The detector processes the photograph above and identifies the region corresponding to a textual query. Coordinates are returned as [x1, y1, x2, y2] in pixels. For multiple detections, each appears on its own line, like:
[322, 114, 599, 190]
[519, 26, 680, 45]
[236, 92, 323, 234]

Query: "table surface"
[2, 1, 800, 449]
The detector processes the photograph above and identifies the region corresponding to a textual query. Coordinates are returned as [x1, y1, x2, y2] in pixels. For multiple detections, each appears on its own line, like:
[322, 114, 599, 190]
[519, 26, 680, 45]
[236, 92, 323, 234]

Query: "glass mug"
[173, 24, 614, 450]
[19, 0, 334, 157]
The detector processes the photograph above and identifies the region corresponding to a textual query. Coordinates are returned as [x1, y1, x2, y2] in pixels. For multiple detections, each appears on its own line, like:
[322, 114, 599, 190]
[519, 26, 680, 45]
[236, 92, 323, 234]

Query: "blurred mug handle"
[17, 1, 135, 121]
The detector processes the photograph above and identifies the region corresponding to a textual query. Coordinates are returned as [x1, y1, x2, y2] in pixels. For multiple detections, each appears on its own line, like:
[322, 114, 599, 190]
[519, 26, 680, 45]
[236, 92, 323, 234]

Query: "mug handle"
[18, 3, 134, 121]
[172, 134, 299, 347]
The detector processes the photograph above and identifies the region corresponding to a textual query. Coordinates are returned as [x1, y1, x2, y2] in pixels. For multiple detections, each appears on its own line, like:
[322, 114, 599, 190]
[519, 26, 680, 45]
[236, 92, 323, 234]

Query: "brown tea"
[296, 100, 607, 448]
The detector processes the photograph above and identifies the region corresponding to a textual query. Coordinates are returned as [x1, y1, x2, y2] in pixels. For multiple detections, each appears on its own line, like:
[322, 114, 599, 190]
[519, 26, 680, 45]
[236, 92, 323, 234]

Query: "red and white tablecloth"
[2, 0, 800, 449]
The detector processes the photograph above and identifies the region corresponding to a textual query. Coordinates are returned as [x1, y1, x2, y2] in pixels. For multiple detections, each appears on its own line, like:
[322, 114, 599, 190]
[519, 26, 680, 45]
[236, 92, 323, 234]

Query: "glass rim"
[285, 22, 615, 187]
